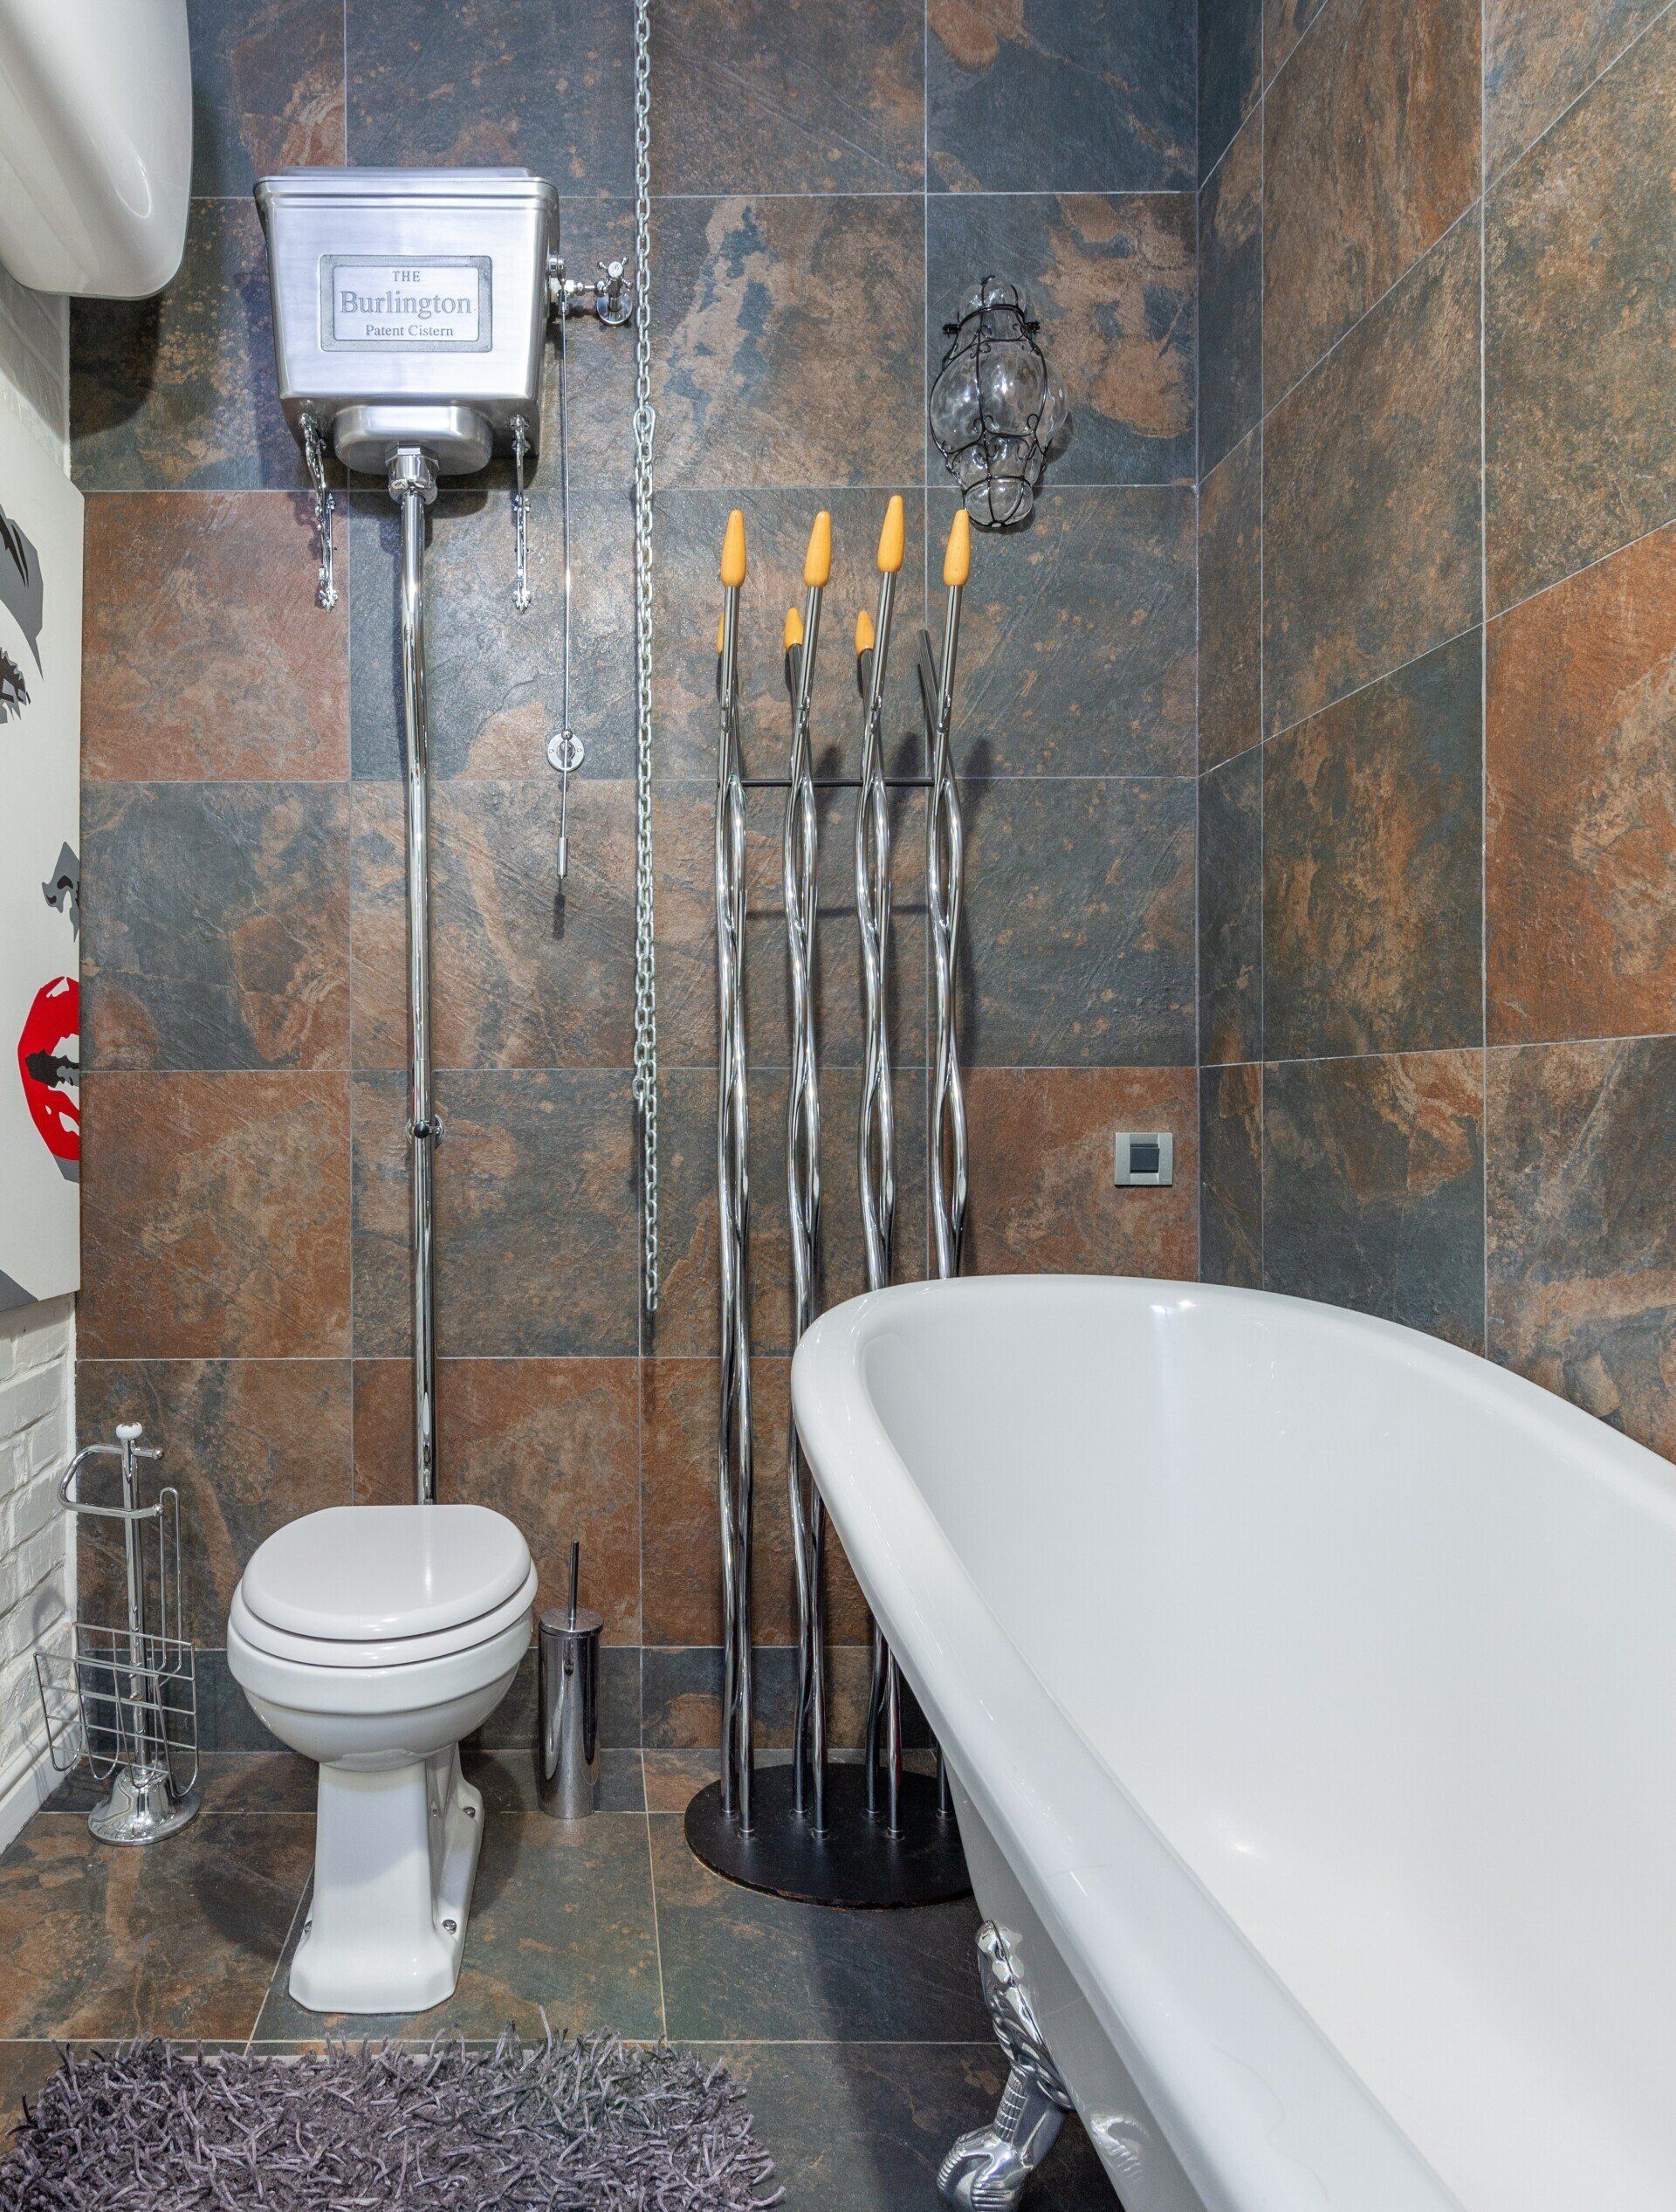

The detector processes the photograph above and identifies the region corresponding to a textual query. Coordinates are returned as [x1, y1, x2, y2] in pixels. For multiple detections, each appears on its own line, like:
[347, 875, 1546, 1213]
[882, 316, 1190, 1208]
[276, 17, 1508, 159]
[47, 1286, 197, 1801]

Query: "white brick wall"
[0, 1296, 75, 1844]
[0, 256, 69, 461]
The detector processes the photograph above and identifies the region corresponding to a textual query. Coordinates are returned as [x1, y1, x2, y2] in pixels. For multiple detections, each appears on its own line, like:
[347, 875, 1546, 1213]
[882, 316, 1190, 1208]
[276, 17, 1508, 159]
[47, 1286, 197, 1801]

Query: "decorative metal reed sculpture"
[688, 500, 973, 1910]
[714, 509, 754, 1829]
[784, 516, 830, 1833]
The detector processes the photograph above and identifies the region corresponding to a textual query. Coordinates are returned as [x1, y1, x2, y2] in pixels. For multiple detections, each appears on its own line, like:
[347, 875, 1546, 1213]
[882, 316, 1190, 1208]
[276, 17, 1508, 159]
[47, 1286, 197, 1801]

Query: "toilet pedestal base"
[291, 1746, 484, 2015]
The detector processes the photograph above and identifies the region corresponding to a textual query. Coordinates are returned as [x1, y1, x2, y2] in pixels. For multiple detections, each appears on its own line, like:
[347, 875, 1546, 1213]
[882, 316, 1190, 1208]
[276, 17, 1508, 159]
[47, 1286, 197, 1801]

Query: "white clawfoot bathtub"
[790, 1275, 1676, 2212]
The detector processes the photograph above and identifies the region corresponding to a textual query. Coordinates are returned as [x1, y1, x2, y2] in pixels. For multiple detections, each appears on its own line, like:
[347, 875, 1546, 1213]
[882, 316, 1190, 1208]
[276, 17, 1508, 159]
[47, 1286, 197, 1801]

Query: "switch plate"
[1114, 1131, 1172, 1186]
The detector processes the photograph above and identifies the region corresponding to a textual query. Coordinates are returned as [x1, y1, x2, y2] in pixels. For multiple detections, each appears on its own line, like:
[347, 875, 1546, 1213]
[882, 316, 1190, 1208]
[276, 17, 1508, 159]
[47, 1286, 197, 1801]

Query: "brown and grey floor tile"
[649, 1816, 988, 2044]
[0, 1816, 311, 2041]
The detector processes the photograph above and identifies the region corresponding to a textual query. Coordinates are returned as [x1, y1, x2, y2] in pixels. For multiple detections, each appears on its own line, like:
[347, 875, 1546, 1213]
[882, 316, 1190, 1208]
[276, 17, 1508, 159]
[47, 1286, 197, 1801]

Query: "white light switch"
[1114, 1131, 1173, 1186]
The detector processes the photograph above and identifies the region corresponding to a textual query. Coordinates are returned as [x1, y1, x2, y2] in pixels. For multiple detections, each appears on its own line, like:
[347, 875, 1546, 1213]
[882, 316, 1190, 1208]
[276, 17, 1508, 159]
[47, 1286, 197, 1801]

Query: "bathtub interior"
[859, 1280, 1676, 2212]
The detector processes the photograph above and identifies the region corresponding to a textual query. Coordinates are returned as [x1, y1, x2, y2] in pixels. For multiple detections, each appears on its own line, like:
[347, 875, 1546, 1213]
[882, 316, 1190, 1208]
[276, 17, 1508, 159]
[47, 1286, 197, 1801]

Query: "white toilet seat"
[239, 1502, 532, 1643]
[230, 1568, 539, 1673]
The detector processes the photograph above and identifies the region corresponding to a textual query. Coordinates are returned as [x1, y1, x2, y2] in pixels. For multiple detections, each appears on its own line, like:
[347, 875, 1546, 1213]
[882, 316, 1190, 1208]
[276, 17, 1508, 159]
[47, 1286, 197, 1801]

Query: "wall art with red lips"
[0, 416, 83, 1313]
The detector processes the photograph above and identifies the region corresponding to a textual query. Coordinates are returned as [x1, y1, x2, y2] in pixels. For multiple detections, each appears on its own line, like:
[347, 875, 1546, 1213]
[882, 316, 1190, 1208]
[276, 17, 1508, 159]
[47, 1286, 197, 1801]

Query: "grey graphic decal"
[0, 645, 25, 724]
[0, 500, 44, 672]
[41, 842, 79, 933]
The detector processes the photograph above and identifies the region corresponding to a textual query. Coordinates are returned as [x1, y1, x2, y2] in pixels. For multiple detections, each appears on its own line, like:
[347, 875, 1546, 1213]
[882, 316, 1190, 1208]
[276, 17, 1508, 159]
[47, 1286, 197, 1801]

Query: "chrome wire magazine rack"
[35, 1422, 200, 1845]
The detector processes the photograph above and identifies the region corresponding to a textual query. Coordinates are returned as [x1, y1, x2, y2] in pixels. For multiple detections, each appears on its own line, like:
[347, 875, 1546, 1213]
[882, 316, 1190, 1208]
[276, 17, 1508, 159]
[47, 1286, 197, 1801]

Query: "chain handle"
[301, 417, 338, 612]
[512, 416, 532, 613]
[629, 0, 660, 1315]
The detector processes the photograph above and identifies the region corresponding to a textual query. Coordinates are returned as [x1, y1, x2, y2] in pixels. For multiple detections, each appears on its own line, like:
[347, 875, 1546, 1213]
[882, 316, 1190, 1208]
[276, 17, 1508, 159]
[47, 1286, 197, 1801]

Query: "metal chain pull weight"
[629, 0, 660, 1316]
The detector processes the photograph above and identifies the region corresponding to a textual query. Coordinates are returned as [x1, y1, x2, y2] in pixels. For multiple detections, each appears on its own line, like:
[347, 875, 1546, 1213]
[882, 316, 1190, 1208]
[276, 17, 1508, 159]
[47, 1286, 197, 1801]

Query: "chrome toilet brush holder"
[36, 1422, 200, 1845]
[538, 1541, 601, 1818]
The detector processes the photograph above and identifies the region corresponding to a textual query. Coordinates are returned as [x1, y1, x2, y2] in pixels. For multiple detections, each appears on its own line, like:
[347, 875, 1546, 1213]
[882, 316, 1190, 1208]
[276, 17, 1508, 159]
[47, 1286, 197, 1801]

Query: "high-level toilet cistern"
[224, 169, 631, 2014]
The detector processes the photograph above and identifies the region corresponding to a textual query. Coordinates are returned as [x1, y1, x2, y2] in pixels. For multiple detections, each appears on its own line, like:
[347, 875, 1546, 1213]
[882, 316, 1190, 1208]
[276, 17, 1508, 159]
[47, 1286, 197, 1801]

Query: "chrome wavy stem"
[926, 584, 968, 1286]
[923, 566, 969, 1826]
[392, 449, 440, 1508]
[714, 585, 754, 1829]
[855, 562, 905, 1838]
[785, 582, 827, 1832]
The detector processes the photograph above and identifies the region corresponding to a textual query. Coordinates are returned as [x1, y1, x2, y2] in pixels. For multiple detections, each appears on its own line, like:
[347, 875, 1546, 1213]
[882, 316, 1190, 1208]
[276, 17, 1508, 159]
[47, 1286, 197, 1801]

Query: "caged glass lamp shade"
[929, 276, 1067, 528]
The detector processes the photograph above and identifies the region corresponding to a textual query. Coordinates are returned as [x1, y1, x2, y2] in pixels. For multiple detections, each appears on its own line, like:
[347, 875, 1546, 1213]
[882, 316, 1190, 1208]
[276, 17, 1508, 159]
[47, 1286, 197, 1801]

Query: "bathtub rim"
[790, 1274, 1537, 2212]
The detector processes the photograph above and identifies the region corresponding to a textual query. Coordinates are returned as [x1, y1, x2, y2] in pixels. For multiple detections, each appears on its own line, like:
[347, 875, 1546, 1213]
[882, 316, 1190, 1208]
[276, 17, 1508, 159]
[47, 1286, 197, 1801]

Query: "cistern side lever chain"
[301, 416, 337, 611]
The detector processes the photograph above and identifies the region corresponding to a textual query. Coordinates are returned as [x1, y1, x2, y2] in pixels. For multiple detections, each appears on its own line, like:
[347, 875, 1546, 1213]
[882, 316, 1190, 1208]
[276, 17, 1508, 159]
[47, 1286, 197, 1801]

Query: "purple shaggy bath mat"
[0, 2030, 784, 2209]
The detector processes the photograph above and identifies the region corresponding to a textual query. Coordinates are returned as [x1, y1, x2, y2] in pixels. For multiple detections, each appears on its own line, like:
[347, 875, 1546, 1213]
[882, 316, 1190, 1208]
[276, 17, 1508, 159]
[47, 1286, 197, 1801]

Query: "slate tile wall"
[1196, 0, 1676, 1459]
[72, 0, 1199, 1745]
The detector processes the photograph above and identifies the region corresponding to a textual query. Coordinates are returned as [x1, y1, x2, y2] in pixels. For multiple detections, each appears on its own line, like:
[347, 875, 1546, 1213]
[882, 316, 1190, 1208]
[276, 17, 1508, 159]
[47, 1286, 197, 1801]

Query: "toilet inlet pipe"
[392, 446, 441, 1507]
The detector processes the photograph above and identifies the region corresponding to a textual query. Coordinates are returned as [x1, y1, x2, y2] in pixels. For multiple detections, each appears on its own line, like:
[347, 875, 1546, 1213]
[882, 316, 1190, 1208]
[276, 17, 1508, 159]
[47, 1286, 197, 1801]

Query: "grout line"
[653, 187, 1195, 202]
[1254, 9, 1267, 1142]
[211, 2037, 1008, 2051]
[1192, 0, 1204, 1270]
[1261, 618, 1482, 751]
[1258, 195, 1482, 433]
[644, 1803, 670, 2043]
[244, 1881, 313, 2052]
[1260, 1041, 1498, 1072]
[74, 1353, 649, 1365]
[1481, 0, 1674, 191]
[1255, 4, 1267, 1290]
[1486, 510, 1676, 629]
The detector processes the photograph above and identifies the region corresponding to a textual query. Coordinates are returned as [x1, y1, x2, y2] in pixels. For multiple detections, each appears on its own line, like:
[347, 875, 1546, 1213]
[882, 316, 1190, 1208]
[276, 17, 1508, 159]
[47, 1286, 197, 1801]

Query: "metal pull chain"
[301, 417, 338, 611]
[629, 0, 660, 1315]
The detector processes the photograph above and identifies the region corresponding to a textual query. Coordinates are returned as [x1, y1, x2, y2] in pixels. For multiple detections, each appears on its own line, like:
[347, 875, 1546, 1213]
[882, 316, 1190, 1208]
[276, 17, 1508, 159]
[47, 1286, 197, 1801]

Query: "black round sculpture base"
[684, 1760, 972, 1907]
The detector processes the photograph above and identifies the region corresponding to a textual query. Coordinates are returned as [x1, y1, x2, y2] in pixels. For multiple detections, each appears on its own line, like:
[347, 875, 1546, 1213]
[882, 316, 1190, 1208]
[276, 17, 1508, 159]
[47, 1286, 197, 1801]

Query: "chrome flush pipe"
[391, 446, 440, 1506]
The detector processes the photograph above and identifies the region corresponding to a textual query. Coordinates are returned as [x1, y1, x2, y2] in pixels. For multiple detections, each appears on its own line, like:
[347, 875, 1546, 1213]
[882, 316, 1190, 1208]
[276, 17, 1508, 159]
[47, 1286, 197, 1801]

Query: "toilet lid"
[239, 1504, 532, 1642]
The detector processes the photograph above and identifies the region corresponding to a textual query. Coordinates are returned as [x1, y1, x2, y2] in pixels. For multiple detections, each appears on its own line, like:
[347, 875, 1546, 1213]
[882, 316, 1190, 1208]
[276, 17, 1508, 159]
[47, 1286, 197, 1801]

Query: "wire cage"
[929, 275, 1066, 529]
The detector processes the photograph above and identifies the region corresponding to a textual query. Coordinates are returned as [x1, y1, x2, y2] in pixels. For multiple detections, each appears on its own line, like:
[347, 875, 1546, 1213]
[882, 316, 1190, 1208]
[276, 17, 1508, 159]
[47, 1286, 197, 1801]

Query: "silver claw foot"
[938, 1922, 1075, 2209]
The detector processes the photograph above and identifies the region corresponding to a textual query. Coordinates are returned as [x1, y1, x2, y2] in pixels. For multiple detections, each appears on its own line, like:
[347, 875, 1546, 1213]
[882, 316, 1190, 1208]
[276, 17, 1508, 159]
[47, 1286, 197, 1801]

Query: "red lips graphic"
[18, 975, 79, 1162]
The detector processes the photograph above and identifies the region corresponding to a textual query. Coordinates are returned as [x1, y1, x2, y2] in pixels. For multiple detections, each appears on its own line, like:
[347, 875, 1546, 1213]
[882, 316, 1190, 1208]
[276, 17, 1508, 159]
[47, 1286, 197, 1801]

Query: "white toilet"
[227, 1503, 536, 2015]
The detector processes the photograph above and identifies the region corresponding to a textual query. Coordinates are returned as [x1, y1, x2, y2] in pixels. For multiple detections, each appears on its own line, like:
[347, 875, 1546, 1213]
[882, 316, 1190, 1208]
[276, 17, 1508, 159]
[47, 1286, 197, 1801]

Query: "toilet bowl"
[227, 1503, 536, 2016]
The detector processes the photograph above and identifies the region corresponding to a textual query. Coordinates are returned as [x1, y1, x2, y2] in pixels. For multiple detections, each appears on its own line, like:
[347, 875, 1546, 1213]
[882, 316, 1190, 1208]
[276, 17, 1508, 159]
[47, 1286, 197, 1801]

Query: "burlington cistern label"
[323, 257, 491, 347]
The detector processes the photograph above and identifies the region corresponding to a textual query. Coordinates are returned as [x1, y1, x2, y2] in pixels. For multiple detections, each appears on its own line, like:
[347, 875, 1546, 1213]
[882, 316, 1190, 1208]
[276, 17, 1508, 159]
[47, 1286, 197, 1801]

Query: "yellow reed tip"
[876, 494, 905, 575]
[784, 605, 804, 649]
[720, 508, 747, 588]
[855, 608, 876, 655]
[716, 614, 726, 654]
[804, 509, 833, 588]
[943, 507, 972, 589]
